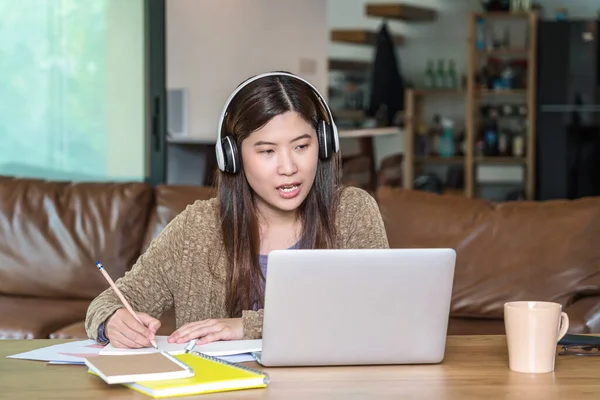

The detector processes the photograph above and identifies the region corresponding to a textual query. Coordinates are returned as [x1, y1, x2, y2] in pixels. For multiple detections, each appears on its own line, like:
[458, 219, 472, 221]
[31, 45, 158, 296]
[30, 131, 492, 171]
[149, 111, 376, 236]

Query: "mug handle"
[556, 312, 569, 342]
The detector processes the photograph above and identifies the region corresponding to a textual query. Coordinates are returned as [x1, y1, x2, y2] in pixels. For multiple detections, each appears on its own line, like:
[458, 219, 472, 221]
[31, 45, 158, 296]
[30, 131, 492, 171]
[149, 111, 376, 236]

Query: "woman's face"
[241, 111, 319, 220]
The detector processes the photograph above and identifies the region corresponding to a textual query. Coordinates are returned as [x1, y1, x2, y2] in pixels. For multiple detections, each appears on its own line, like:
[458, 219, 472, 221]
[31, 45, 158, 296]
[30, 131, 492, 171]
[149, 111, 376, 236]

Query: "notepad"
[85, 352, 194, 384]
[123, 351, 269, 398]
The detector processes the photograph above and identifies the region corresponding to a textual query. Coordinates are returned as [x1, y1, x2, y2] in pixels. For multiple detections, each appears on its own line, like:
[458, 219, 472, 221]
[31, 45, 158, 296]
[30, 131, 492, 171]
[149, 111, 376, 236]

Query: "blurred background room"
[2, 0, 600, 202]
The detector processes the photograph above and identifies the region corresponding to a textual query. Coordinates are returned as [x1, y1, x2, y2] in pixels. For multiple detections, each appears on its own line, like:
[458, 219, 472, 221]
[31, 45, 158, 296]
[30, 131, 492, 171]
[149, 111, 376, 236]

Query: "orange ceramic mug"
[504, 301, 569, 373]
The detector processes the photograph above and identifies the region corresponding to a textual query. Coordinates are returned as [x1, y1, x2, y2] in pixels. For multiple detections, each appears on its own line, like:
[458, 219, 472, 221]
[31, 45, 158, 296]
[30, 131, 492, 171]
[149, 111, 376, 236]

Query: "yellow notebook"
[124, 351, 269, 398]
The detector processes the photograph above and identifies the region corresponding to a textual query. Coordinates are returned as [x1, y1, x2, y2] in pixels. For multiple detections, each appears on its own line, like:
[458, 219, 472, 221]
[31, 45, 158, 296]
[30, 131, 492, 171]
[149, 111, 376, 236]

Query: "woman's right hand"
[105, 308, 161, 348]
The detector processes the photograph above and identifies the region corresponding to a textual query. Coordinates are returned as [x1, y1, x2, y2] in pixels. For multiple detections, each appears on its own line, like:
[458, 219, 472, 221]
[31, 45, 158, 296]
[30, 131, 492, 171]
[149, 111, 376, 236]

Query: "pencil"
[95, 261, 158, 349]
[184, 339, 196, 353]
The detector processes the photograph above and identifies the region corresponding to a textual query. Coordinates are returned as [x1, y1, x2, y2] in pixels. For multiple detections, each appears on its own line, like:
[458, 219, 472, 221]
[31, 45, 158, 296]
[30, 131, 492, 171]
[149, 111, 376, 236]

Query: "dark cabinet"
[535, 20, 600, 200]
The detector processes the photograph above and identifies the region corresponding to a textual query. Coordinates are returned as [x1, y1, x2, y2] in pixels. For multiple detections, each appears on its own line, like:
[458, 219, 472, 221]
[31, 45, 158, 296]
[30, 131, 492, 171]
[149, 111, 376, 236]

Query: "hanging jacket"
[367, 21, 405, 126]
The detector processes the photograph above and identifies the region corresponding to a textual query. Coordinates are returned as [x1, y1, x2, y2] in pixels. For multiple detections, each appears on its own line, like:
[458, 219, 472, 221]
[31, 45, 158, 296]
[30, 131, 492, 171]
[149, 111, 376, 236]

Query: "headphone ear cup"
[222, 136, 240, 173]
[317, 120, 332, 160]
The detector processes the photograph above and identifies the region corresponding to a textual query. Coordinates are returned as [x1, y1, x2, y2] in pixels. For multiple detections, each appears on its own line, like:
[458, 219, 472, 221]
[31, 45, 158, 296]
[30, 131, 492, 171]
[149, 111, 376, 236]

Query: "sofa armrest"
[563, 296, 600, 334]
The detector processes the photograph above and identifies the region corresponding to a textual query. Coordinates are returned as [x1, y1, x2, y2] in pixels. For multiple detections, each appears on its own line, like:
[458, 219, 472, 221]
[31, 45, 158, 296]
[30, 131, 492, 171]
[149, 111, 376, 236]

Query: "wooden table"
[1, 335, 598, 399]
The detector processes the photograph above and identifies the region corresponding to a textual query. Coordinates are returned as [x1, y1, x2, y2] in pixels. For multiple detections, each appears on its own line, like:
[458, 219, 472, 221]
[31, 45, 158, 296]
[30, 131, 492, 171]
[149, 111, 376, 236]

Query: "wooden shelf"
[339, 127, 402, 139]
[414, 156, 464, 164]
[477, 180, 523, 186]
[476, 89, 528, 96]
[328, 58, 370, 72]
[474, 157, 527, 164]
[402, 11, 538, 201]
[330, 29, 404, 46]
[477, 49, 529, 57]
[466, 11, 538, 200]
[412, 89, 465, 96]
[474, 11, 533, 19]
[365, 3, 436, 22]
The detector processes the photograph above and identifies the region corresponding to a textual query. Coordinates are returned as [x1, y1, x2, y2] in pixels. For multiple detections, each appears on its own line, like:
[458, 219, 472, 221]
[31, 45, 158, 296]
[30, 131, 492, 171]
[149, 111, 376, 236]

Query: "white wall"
[167, 0, 328, 142]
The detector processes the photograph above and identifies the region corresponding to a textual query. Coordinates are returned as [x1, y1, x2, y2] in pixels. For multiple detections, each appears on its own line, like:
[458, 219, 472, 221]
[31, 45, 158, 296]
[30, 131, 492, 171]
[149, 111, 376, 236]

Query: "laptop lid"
[257, 248, 456, 367]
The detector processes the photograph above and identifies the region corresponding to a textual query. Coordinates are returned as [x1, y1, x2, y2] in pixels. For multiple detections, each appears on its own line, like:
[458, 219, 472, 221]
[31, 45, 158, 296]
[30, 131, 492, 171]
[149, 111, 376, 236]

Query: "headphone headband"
[215, 72, 338, 159]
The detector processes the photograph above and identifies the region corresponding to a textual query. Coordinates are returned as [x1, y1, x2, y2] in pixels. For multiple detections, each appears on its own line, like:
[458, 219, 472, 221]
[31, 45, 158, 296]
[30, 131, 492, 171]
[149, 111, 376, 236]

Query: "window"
[0, 0, 147, 182]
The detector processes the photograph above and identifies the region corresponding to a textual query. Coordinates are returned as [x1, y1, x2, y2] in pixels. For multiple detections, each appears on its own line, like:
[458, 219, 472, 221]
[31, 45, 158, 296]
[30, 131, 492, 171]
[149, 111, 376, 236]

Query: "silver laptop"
[252, 248, 456, 367]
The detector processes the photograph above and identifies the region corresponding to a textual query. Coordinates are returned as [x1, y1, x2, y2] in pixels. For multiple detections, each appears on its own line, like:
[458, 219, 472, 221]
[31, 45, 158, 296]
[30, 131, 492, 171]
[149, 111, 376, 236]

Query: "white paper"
[6, 339, 104, 364]
[194, 339, 262, 357]
[100, 335, 262, 357]
[6, 336, 259, 367]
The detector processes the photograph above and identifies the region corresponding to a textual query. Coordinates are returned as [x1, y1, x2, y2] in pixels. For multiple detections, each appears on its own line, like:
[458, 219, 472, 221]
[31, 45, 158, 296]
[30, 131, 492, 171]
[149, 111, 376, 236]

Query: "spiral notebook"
[123, 351, 269, 398]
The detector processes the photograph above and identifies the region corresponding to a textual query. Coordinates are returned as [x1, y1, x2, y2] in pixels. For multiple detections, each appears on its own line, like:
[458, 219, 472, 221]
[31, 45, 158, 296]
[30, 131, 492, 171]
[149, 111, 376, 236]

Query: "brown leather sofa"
[1, 176, 599, 340]
[0, 176, 214, 340]
[377, 186, 600, 335]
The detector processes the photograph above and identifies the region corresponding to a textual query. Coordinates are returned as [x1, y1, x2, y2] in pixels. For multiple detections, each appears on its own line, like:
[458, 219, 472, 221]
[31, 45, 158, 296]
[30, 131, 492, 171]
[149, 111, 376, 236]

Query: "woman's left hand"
[168, 318, 243, 345]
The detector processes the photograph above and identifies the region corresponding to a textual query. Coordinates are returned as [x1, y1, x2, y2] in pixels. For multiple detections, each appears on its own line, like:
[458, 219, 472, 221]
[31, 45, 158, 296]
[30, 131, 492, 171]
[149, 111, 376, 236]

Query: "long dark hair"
[217, 73, 342, 317]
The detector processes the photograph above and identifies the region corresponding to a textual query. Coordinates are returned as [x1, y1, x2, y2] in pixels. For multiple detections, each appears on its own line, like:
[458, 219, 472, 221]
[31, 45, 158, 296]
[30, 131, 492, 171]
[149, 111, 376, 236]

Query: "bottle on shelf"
[555, 8, 568, 20]
[476, 17, 486, 50]
[423, 60, 436, 88]
[446, 60, 458, 89]
[500, 104, 515, 117]
[475, 139, 485, 157]
[428, 114, 443, 155]
[497, 63, 515, 89]
[511, 0, 532, 12]
[498, 131, 509, 156]
[422, 59, 460, 90]
[435, 59, 446, 89]
[414, 123, 432, 156]
[438, 117, 456, 158]
[482, 119, 499, 156]
[512, 123, 526, 157]
[455, 128, 466, 156]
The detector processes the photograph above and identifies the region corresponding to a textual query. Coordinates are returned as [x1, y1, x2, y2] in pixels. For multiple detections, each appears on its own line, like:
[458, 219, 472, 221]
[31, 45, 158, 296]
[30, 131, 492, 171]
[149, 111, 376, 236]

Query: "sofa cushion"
[0, 177, 153, 299]
[376, 186, 600, 319]
[141, 184, 216, 251]
[49, 307, 178, 339]
[0, 294, 90, 339]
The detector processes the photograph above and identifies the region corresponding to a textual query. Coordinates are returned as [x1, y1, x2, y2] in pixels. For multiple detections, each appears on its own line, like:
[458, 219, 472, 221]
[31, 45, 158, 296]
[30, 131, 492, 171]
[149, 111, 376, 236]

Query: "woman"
[85, 71, 389, 348]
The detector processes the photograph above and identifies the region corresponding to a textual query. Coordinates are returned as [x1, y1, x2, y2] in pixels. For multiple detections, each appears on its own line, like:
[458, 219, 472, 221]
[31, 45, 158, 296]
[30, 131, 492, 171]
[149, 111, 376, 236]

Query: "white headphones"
[215, 71, 340, 174]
